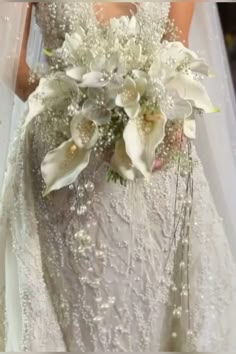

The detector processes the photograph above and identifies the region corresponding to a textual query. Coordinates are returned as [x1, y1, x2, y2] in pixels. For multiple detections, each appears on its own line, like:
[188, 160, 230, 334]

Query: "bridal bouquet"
[25, 16, 217, 196]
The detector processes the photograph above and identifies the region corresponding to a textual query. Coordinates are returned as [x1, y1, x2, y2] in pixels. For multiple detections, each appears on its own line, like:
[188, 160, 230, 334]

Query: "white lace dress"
[1, 2, 236, 352]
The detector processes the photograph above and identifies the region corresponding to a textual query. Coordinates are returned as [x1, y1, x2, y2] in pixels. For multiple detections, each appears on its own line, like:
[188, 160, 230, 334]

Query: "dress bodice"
[35, 2, 170, 50]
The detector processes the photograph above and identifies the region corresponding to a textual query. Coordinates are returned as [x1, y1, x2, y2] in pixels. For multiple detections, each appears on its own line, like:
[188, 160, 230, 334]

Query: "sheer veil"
[190, 2, 236, 260]
[0, 1, 236, 262]
[0, 2, 27, 191]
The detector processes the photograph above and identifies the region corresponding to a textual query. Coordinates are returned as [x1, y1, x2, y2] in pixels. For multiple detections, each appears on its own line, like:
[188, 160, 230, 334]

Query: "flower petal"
[63, 31, 84, 53]
[135, 77, 147, 96]
[132, 69, 148, 80]
[82, 100, 112, 125]
[107, 52, 120, 73]
[123, 113, 166, 178]
[90, 54, 106, 72]
[24, 75, 77, 127]
[124, 103, 141, 119]
[41, 139, 91, 196]
[184, 116, 196, 139]
[149, 60, 161, 78]
[167, 73, 216, 113]
[129, 41, 142, 61]
[66, 66, 86, 82]
[79, 72, 107, 88]
[110, 138, 136, 180]
[190, 59, 209, 76]
[115, 76, 139, 107]
[161, 41, 198, 67]
[70, 112, 99, 149]
[164, 90, 192, 120]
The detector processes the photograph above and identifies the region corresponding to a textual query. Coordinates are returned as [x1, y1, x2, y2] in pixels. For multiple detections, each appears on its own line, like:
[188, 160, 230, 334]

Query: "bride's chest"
[35, 2, 170, 49]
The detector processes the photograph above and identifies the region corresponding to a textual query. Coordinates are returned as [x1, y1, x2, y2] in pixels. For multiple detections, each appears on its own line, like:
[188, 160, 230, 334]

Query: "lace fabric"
[1, 2, 236, 351]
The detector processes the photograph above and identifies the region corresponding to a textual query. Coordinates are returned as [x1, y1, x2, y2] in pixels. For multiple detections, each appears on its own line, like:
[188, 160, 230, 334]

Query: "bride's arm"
[16, 3, 39, 102]
[168, 2, 194, 46]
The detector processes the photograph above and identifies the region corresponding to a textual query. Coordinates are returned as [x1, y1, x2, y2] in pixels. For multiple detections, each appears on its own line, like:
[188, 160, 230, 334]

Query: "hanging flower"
[111, 108, 166, 180]
[41, 110, 99, 196]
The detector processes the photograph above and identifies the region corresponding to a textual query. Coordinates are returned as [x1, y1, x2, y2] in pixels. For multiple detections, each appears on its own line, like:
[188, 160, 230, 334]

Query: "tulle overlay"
[1, 2, 236, 351]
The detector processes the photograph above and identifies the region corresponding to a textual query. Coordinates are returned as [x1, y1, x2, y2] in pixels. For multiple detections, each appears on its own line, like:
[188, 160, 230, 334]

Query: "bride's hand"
[92, 2, 138, 25]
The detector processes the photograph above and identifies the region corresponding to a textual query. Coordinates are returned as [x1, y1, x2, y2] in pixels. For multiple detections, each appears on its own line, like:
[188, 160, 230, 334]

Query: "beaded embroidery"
[1, 2, 236, 352]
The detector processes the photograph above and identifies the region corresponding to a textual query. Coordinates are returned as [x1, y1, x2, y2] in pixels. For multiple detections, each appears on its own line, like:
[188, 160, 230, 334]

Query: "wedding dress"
[1, 2, 236, 352]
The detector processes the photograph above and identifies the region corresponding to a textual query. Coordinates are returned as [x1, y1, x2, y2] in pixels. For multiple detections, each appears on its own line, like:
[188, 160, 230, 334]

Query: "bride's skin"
[16, 2, 194, 102]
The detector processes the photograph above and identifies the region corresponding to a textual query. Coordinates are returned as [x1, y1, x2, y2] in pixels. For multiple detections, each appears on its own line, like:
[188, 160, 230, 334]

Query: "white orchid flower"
[41, 111, 99, 196]
[68, 52, 124, 89]
[82, 88, 115, 125]
[115, 76, 146, 118]
[88, 51, 125, 90]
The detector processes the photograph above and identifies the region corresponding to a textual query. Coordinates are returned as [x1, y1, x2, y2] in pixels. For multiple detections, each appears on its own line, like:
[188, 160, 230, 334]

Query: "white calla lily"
[41, 139, 91, 196]
[189, 59, 209, 76]
[167, 73, 217, 113]
[116, 77, 140, 107]
[161, 41, 198, 67]
[163, 89, 192, 120]
[70, 112, 99, 149]
[110, 138, 137, 180]
[41, 108, 101, 195]
[123, 111, 167, 178]
[116, 76, 145, 118]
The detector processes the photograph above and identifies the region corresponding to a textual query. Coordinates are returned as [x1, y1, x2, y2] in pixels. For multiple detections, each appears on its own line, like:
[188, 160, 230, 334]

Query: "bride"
[1, 1, 236, 352]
